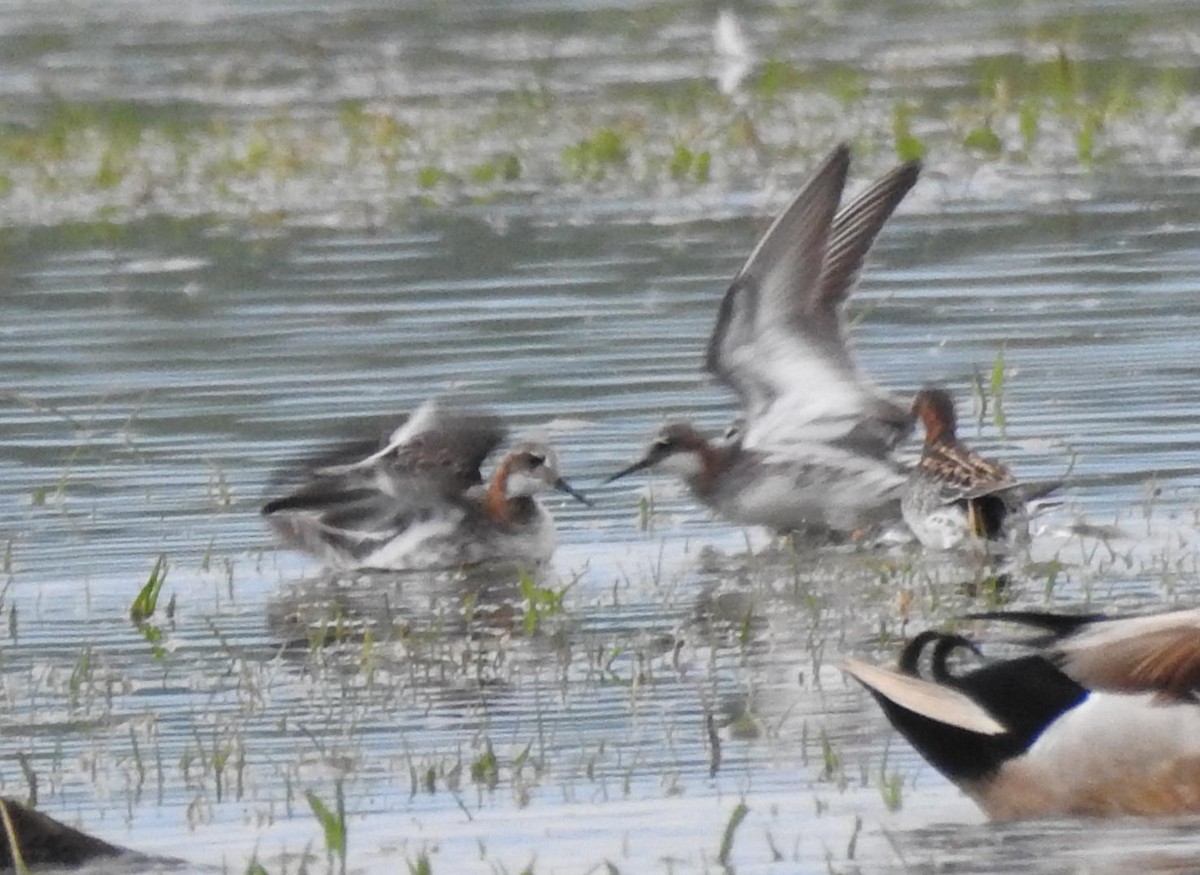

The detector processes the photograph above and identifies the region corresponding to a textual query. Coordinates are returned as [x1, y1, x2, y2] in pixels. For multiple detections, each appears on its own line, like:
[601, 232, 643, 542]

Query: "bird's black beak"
[604, 455, 655, 485]
[554, 477, 593, 507]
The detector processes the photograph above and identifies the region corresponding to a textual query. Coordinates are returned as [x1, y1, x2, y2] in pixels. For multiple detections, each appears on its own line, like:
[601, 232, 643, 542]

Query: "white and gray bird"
[609, 144, 919, 538]
[263, 398, 590, 571]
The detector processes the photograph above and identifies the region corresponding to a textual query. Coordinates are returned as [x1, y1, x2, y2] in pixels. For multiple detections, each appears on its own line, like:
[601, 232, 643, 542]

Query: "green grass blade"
[717, 801, 749, 866]
[130, 554, 167, 624]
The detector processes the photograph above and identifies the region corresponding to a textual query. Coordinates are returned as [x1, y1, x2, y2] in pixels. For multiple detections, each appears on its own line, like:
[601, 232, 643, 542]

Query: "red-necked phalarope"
[262, 399, 590, 571]
[902, 386, 1059, 551]
[609, 144, 919, 537]
[843, 609, 1200, 820]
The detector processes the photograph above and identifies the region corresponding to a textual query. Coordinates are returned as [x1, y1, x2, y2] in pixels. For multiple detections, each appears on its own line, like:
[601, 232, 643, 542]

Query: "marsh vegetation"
[2, 1, 1200, 872]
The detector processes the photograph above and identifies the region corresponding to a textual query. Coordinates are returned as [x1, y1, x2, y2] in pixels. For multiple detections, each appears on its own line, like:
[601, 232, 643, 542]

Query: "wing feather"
[705, 144, 850, 406]
[705, 146, 917, 457]
[262, 398, 505, 562]
[969, 610, 1200, 700]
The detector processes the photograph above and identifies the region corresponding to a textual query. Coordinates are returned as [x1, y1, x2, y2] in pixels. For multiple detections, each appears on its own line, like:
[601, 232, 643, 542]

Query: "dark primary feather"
[262, 402, 506, 560]
[828, 403, 915, 460]
[704, 147, 917, 456]
[1006, 478, 1065, 507]
[808, 158, 922, 354]
[704, 144, 849, 392]
[264, 486, 431, 563]
[742, 145, 848, 339]
[264, 430, 390, 493]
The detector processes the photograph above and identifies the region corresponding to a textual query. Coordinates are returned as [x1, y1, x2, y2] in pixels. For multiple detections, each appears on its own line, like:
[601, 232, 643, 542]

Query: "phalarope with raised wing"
[608, 144, 920, 537]
[843, 609, 1200, 819]
[262, 399, 590, 571]
[902, 386, 1059, 551]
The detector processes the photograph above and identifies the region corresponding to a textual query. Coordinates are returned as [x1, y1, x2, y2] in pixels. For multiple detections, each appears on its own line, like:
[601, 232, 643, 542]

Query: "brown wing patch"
[1059, 626, 1200, 699]
[919, 442, 1015, 498]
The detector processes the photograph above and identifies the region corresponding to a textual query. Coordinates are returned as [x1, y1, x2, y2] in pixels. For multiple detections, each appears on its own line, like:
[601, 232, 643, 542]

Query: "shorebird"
[262, 399, 590, 571]
[902, 386, 1060, 551]
[843, 609, 1200, 819]
[608, 144, 920, 537]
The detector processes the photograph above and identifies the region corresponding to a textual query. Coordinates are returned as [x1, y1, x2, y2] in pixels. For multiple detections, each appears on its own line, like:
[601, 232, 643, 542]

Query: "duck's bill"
[604, 456, 653, 484]
[554, 477, 593, 507]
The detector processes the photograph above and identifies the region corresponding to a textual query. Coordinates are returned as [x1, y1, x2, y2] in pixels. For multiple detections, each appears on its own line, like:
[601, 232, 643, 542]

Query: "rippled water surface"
[3, 0, 1200, 872]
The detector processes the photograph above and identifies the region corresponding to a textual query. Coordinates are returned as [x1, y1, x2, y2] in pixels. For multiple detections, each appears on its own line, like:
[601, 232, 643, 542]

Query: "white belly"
[721, 451, 905, 532]
[358, 505, 556, 571]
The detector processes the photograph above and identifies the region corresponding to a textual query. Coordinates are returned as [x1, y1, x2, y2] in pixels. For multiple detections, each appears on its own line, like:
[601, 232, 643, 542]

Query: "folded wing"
[969, 609, 1200, 700]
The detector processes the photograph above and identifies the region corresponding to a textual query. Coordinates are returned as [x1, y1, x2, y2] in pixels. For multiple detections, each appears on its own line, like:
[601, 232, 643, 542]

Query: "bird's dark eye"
[653, 438, 673, 450]
[527, 453, 546, 467]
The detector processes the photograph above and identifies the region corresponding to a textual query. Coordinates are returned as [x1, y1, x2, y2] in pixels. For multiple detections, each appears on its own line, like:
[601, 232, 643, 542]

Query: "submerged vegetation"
[3, 477, 1195, 870]
[3, 1, 1200, 872]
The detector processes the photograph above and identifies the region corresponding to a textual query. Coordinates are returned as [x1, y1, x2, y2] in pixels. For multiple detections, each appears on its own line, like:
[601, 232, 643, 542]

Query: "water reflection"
[267, 562, 544, 651]
[890, 818, 1200, 874]
[1, 0, 1200, 870]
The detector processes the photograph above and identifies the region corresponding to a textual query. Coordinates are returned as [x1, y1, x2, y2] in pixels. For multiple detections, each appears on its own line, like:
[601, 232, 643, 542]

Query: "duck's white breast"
[978, 692, 1200, 819]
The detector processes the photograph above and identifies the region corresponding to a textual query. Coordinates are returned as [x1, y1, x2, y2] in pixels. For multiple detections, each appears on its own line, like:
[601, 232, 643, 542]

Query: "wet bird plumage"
[262, 399, 589, 570]
[843, 610, 1200, 819]
[902, 386, 1058, 550]
[610, 145, 920, 536]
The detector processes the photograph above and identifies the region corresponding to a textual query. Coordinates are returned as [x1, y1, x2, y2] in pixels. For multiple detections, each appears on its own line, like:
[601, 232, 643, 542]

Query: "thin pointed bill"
[554, 477, 593, 507]
[604, 455, 654, 485]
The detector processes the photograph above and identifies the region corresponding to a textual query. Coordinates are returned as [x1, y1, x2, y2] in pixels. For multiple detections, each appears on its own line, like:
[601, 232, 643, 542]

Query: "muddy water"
[3, 0, 1200, 872]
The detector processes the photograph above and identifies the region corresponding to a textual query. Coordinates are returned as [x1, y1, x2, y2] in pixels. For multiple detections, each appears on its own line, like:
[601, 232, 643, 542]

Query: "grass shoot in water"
[518, 572, 573, 635]
[305, 783, 347, 875]
[130, 555, 170, 660]
[717, 801, 749, 867]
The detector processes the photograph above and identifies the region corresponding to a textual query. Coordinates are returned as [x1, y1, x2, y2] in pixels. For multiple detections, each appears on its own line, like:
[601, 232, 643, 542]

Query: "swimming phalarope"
[262, 399, 590, 571]
[609, 144, 920, 536]
[843, 609, 1200, 819]
[902, 386, 1059, 551]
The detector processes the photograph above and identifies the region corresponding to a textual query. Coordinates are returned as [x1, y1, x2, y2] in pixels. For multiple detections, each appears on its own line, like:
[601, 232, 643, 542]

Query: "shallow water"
[3, 0, 1200, 872]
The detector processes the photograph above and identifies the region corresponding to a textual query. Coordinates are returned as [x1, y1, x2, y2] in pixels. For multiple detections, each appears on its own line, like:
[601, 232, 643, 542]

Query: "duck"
[842, 609, 1200, 819]
[608, 144, 920, 538]
[262, 398, 590, 571]
[902, 386, 1060, 551]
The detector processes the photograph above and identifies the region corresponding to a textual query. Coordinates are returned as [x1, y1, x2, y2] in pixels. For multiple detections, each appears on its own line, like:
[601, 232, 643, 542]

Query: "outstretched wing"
[262, 398, 505, 563]
[809, 159, 923, 365]
[706, 146, 919, 459]
[705, 144, 848, 420]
